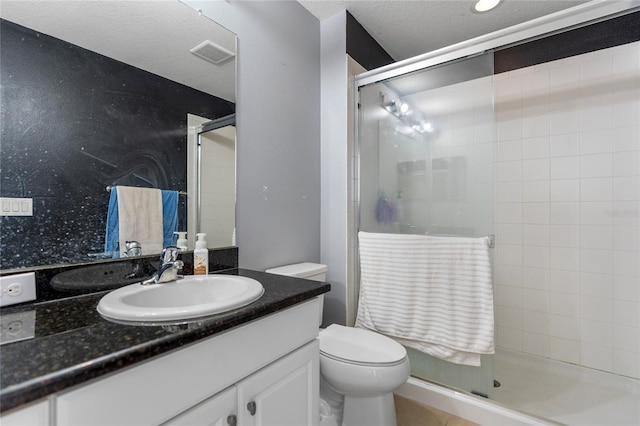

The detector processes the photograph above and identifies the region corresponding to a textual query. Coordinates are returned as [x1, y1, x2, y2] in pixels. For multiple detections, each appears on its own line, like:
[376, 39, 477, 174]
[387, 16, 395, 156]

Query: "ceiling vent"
[190, 40, 235, 65]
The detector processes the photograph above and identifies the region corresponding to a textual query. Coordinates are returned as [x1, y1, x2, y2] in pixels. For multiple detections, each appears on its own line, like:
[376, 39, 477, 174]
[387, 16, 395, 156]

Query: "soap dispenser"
[194, 233, 208, 275]
[174, 232, 188, 251]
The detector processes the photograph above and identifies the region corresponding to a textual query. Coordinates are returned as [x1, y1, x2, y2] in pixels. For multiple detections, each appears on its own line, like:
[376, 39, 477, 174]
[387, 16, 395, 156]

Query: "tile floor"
[395, 394, 478, 426]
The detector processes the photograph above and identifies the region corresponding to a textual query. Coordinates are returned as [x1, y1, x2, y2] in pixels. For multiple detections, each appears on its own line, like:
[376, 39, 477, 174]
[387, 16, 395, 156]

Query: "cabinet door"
[0, 400, 49, 426]
[238, 340, 319, 426]
[163, 387, 237, 426]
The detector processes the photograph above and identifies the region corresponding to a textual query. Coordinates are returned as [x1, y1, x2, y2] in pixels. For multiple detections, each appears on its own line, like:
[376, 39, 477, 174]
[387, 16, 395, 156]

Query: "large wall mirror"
[0, 1, 237, 271]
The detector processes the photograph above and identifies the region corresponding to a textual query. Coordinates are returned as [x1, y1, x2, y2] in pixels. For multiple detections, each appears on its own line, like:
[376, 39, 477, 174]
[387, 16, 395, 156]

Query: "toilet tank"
[265, 262, 328, 281]
[266, 262, 327, 326]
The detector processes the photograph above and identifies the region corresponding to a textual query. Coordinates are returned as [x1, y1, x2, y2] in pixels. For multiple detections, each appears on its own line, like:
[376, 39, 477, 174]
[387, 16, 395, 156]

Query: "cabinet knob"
[226, 414, 237, 426]
[247, 401, 257, 416]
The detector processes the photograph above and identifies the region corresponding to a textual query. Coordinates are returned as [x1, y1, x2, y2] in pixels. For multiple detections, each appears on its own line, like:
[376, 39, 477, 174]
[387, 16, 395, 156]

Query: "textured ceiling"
[0, 0, 236, 102]
[1, 0, 594, 103]
[298, 0, 590, 61]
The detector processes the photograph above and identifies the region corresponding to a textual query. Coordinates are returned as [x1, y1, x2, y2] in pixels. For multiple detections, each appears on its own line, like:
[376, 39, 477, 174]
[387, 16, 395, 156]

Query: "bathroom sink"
[97, 275, 264, 323]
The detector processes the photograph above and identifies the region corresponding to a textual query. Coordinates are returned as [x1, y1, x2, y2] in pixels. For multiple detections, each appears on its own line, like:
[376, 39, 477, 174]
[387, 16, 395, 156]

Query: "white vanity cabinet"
[166, 340, 318, 426]
[1, 298, 321, 426]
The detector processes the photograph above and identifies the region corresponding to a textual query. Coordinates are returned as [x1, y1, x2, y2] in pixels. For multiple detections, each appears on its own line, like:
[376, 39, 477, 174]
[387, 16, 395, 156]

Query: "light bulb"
[474, 0, 501, 13]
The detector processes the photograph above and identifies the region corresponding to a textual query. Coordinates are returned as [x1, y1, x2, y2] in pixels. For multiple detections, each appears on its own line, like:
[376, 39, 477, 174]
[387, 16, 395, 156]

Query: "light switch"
[0, 198, 33, 217]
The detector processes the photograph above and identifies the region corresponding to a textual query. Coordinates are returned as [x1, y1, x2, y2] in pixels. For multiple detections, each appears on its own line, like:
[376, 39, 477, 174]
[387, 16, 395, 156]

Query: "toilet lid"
[319, 324, 407, 365]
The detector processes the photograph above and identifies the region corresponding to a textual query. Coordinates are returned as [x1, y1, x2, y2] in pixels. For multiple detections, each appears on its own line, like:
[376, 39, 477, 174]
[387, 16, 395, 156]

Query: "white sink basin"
[97, 275, 264, 323]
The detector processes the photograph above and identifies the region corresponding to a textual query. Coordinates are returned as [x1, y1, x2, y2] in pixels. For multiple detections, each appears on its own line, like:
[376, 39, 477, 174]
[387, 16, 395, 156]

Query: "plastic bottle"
[193, 233, 208, 275]
[174, 232, 188, 251]
[396, 190, 405, 222]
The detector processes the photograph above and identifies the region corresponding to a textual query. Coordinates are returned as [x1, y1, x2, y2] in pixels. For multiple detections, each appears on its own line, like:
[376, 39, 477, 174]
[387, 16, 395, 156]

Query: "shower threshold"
[492, 349, 640, 426]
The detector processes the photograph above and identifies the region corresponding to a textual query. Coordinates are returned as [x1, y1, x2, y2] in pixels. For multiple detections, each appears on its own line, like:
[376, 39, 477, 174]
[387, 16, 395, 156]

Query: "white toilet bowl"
[319, 324, 410, 426]
[265, 263, 410, 425]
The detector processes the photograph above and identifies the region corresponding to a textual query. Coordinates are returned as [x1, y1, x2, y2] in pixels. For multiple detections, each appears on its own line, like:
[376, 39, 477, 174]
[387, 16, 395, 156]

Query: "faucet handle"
[161, 246, 179, 263]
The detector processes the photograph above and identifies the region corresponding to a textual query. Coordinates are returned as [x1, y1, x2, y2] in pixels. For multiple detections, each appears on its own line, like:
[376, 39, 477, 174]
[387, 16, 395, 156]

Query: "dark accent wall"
[346, 11, 395, 70]
[0, 19, 235, 270]
[495, 11, 640, 73]
[0, 247, 239, 304]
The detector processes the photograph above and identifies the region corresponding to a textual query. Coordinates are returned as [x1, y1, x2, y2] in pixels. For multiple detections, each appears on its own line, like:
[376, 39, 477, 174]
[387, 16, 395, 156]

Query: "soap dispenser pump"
[194, 233, 208, 275]
[174, 232, 188, 251]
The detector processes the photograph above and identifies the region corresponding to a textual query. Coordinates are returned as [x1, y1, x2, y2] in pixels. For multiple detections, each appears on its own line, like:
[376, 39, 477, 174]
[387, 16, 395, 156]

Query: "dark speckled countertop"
[0, 269, 330, 413]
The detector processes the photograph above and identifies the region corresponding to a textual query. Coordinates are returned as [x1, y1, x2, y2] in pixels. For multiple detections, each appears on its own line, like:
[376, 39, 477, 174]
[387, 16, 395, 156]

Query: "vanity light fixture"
[379, 93, 434, 135]
[381, 94, 413, 118]
[412, 121, 434, 134]
[384, 99, 399, 114]
[473, 0, 502, 13]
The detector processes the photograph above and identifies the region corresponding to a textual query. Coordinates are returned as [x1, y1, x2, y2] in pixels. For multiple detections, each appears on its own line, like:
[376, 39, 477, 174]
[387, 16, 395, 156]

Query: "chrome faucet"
[124, 241, 142, 257]
[141, 246, 184, 285]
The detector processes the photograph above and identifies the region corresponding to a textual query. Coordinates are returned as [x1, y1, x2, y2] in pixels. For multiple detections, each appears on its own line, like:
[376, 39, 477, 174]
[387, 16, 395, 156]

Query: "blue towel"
[105, 189, 119, 257]
[161, 190, 179, 248]
[104, 187, 180, 257]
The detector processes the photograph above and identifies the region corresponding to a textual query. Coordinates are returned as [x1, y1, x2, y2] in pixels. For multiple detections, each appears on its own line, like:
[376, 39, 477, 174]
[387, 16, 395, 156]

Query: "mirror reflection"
[187, 114, 237, 249]
[0, 1, 237, 270]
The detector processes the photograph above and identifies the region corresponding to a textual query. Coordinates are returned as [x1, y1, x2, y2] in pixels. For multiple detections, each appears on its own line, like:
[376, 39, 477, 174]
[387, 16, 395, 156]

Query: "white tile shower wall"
[494, 41, 640, 379]
[416, 76, 495, 237]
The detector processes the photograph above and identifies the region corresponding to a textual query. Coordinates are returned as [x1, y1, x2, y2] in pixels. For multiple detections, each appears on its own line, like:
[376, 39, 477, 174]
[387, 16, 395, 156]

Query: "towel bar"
[106, 185, 187, 196]
[427, 232, 495, 248]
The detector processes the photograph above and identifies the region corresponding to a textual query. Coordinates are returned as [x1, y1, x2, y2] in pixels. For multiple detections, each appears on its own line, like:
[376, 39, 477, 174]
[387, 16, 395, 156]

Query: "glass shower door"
[357, 53, 496, 397]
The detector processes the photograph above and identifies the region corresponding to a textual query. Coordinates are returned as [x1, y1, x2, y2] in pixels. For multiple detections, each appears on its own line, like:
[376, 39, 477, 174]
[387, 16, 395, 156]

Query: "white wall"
[494, 41, 640, 379]
[187, 1, 321, 271]
[346, 56, 366, 326]
[320, 12, 348, 326]
[318, 13, 368, 327]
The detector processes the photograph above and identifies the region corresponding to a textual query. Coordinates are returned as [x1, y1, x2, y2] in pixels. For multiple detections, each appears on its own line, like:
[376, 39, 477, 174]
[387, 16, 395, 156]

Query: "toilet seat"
[320, 350, 407, 367]
[319, 324, 407, 366]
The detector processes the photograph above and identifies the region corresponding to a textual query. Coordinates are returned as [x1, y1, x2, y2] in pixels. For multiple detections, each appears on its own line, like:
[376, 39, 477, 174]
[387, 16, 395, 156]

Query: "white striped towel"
[355, 231, 494, 366]
[116, 186, 164, 257]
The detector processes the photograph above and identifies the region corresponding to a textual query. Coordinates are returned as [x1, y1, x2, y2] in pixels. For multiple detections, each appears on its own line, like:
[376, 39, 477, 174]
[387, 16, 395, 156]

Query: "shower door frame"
[355, 1, 637, 88]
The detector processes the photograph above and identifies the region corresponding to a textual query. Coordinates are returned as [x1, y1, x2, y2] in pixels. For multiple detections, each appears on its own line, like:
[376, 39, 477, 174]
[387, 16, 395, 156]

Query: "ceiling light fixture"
[473, 0, 502, 13]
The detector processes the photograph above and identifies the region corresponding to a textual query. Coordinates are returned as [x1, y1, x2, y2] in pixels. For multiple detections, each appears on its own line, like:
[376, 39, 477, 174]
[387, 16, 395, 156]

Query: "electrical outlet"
[0, 310, 36, 345]
[0, 272, 36, 307]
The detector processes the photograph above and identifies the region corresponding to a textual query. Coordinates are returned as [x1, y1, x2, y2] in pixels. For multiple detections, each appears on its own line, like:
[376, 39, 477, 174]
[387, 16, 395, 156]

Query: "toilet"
[266, 262, 410, 426]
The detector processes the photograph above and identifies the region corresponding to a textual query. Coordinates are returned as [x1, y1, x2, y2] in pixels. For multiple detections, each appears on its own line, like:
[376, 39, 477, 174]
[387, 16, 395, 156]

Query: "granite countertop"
[0, 269, 330, 413]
